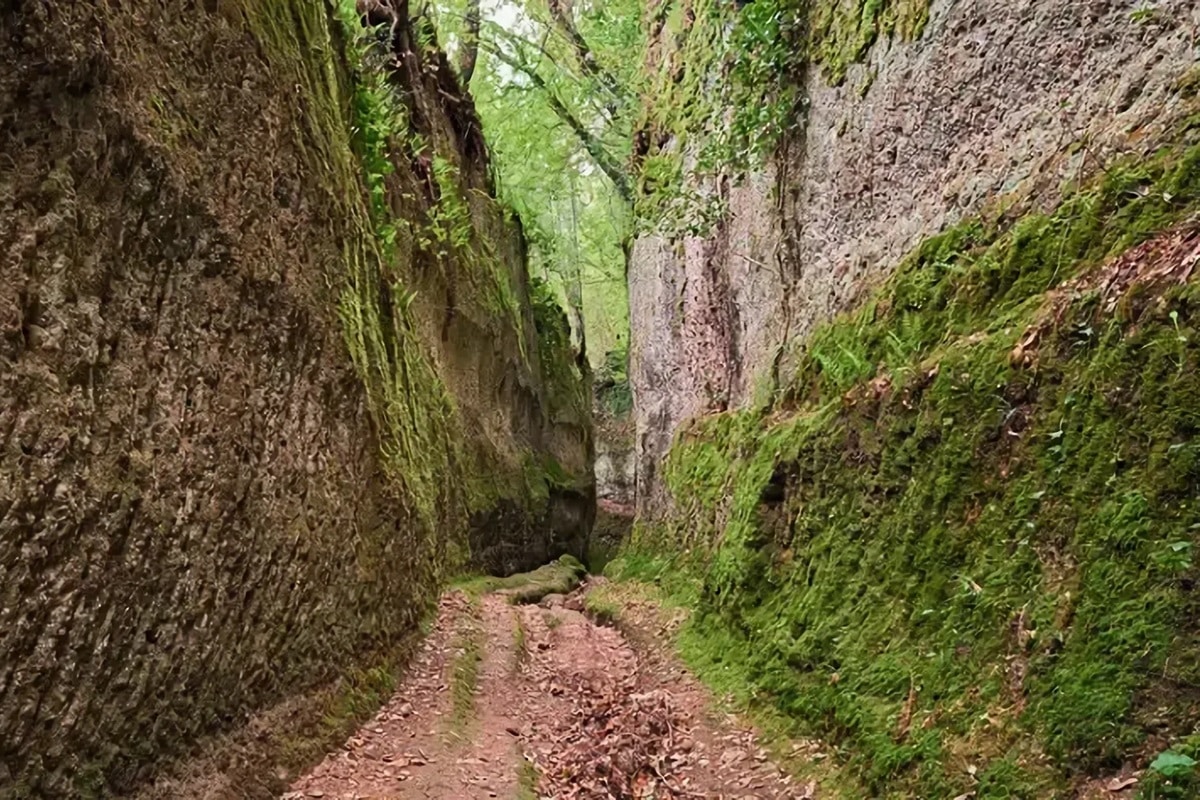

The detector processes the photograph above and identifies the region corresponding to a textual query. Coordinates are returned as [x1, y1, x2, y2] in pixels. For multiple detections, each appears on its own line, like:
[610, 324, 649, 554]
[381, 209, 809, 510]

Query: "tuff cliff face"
[0, 1, 590, 796]
[630, 0, 1200, 520]
[624, 0, 1200, 795]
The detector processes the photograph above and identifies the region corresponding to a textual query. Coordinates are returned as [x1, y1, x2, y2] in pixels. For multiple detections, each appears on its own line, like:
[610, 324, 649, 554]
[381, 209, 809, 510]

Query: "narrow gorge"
[1, 1, 1199, 798]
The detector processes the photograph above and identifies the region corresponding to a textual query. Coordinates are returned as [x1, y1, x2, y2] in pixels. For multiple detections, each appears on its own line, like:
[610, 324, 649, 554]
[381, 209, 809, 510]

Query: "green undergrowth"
[781, 130, 1200, 407]
[452, 555, 587, 604]
[622, 123, 1200, 797]
[1138, 736, 1200, 798]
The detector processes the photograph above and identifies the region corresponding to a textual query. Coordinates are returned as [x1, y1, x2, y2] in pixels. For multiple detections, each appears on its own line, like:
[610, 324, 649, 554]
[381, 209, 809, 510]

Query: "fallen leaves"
[1012, 225, 1200, 368]
[532, 685, 694, 799]
[1105, 775, 1139, 792]
[287, 584, 803, 800]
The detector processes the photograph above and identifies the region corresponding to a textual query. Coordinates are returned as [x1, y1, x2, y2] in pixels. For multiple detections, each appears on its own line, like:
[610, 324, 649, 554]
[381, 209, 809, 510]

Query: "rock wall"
[623, 0, 1200, 792]
[630, 0, 1200, 518]
[594, 402, 636, 510]
[0, 1, 590, 796]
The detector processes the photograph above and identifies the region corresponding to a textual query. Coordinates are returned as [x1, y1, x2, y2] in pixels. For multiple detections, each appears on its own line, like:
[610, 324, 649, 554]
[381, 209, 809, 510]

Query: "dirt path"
[284, 581, 801, 799]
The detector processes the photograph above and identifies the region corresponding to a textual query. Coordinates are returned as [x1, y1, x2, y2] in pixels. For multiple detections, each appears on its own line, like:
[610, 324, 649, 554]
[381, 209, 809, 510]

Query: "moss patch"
[634, 0, 931, 235]
[447, 598, 485, 737]
[516, 750, 540, 800]
[452, 555, 588, 605]
[625, 119, 1200, 796]
[810, 0, 931, 85]
[247, 0, 591, 565]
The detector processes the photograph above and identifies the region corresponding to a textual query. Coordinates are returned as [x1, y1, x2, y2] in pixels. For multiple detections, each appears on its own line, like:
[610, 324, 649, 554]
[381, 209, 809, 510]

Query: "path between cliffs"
[283, 579, 807, 800]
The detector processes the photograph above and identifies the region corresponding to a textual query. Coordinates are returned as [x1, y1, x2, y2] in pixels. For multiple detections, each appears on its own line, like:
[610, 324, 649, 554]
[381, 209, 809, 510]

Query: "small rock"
[1106, 776, 1139, 792]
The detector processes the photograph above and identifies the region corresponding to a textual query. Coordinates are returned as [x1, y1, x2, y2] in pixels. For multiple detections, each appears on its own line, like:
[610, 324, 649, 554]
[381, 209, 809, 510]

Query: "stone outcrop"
[0, 1, 590, 795]
[630, 0, 1200, 519]
[623, 1, 1200, 793]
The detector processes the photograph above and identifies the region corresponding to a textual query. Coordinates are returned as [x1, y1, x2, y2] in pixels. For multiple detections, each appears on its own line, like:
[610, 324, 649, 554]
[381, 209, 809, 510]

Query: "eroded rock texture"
[630, 0, 1200, 518]
[0, 1, 590, 795]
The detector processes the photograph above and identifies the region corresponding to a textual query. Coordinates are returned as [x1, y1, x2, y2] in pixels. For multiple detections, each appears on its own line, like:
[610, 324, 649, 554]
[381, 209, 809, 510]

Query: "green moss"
[516, 752, 540, 799]
[309, 665, 400, 755]
[236, 0, 470, 558]
[241, 0, 590, 580]
[810, 0, 931, 84]
[635, 0, 931, 235]
[1176, 65, 1200, 100]
[784, 133, 1200, 405]
[265, 634, 425, 788]
[623, 123, 1200, 796]
[452, 555, 587, 604]
[583, 591, 620, 625]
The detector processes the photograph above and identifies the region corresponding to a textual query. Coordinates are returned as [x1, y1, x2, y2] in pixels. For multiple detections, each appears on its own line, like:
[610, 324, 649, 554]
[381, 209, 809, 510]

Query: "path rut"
[284, 583, 801, 799]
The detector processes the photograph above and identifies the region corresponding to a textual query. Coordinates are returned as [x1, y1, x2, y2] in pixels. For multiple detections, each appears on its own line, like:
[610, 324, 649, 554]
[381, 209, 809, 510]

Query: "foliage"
[636, 0, 931, 237]
[1139, 740, 1200, 798]
[428, 0, 638, 367]
[596, 343, 633, 417]
[619, 123, 1200, 796]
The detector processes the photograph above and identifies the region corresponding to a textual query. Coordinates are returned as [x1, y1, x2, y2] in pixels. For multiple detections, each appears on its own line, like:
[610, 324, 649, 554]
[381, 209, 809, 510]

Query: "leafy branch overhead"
[480, 38, 631, 203]
[427, 0, 638, 367]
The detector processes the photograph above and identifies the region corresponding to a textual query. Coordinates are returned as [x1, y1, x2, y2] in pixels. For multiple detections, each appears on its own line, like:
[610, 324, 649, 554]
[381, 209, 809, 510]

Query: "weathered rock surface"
[630, 0, 1200, 518]
[0, 1, 591, 795]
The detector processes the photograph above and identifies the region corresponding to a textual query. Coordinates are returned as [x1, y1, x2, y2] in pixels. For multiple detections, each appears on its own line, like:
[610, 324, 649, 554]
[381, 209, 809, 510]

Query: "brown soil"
[283, 584, 801, 799]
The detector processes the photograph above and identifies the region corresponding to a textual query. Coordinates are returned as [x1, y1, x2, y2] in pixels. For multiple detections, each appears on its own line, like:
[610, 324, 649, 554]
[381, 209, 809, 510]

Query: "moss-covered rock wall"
[627, 124, 1200, 794]
[629, 0, 1200, 521]
[625, 0, 1200, 794]
[0, 1, 591, 796]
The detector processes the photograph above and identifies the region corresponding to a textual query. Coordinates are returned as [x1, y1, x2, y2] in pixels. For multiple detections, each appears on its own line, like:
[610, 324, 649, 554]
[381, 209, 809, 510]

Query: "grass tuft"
[447, 601, 484, 737]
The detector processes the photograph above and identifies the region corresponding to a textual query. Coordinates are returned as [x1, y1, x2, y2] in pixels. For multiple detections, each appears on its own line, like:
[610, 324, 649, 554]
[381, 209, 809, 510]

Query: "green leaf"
[1150, 750, 1197, 779]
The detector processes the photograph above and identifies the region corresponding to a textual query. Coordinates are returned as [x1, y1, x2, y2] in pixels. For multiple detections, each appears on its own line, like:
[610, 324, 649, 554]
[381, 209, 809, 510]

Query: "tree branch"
[545, 0, 625, 116]
[483, 42, 632, 203]
[457, 0, 482, 86]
